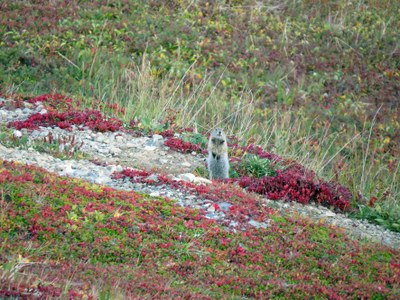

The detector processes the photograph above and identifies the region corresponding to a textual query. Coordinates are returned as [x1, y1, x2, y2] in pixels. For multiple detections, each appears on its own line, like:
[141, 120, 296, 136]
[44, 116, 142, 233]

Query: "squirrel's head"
[210, 128, 226, 144]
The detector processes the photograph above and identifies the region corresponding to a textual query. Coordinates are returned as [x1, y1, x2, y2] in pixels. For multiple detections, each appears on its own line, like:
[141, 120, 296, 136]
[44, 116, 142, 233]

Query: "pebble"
[146, 134, 164, 147]
[145, 174, 159, 182]
[192, 177, 212, 185]
[144, 145, 156, 151]
[219, 202, 232, 211]
[13, 130, 23, 138]
[177, 173, 196, 183]
[249, 219, 270, 229]
[159, 158, 168, 164]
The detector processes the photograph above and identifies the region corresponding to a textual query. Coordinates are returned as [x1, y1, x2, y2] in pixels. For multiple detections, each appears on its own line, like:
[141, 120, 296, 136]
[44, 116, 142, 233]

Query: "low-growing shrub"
[8, 110, 123, 132]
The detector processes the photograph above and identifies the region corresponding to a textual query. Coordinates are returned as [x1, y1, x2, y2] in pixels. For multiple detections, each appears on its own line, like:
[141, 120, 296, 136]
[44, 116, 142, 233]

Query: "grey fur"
[207, 128, 229, 180]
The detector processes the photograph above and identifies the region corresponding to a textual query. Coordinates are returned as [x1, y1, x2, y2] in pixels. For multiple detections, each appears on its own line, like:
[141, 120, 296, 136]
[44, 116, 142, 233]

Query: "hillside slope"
[1, 95, 399, 298]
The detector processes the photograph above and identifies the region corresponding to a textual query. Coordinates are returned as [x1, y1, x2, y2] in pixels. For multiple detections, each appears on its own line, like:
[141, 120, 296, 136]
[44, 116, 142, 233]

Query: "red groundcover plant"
[0, 160, 399, 298]
[159, 134, 353, 211]
[238, 168, 352, 211]
[8, 110, 122, 132]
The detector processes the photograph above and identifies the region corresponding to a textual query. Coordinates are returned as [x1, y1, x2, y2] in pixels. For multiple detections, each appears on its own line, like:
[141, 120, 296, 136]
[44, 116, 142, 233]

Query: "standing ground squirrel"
[207, 128, 229, 180]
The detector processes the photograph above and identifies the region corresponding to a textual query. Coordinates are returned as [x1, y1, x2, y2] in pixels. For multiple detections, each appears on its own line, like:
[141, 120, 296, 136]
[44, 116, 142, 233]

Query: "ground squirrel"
[207, 128, 229, 180]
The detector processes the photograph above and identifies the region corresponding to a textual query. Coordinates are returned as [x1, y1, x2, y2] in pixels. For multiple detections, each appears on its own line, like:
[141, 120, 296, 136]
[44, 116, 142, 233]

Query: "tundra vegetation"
[0, 0, 399, 297]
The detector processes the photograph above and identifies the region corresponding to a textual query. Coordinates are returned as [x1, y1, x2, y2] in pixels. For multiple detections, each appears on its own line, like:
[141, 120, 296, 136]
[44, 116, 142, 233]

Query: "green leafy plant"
[352, 204, 400, 233]
[239, 154, 279, 178]
[185, 133, 208, 149]
[0, 125, 29, 149]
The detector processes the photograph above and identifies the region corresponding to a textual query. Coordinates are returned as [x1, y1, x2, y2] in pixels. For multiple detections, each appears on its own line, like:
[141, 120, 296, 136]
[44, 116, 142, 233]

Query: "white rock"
[97, 148, 110, 154]
[110, 147, 122, 155]
[146, 134, 164, 147]
[249, 220, 270, 229]
[59, 164, 74, 175]
[323, 211, 336, 217]
[94, 176, 109, 185]
[123, 142, 137, 149]
[206, 204, 216, 212]
[115, 135, 125, 142]
[192, 177, 212, 185]
[178, 173, 196, 183]
[96, 135, 105, 142]
[146, 174, 159, 182]
[159, 158, 168, 164]
[219, 202, 232, 211]
[13, 130, 23, 138]
[144, 145, 156, 151]
[181, 161, 191, 167]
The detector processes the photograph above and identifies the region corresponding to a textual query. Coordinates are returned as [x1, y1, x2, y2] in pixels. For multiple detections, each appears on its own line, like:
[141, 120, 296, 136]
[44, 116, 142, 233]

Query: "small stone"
[105, 165, 121, 173]
[119, 142, 134, 149]
[96, 134, 105, 142]
[192, 177, 212, 185]
[166, 174, 176, 180]
[205, 213, 218, 220]
[249, 220, 270, 229]
[39, 109, 47, 115]
[144, 145, 156, 151]
[178, 173, 196, 183]
[23, 102, 33, 109]
[58, 165, 74, 175]
[115, 135, 125, 142]
[146, 134, 164, 147]
[13, 130, 23, 138]
[181, 161, 191, 167]
[323, 211, 336, 217]
[150, 191, 161, 197]
[110, 147, 122, 155]
[97, 148, 110, 154]
[207, 205, 215, 212]
[22, 108, 32, 114]
[94, 176, 109, 185]
[229, 221, 239, 227]
[145, 174, 159, 182]
[219, 202, 232, 211]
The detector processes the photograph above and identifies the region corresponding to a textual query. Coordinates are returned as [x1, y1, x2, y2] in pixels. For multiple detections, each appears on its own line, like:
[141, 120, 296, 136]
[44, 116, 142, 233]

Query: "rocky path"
[1, 98, 399, 249]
